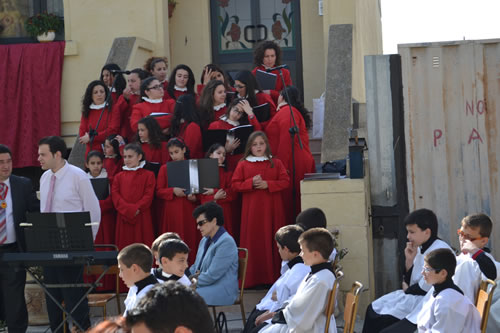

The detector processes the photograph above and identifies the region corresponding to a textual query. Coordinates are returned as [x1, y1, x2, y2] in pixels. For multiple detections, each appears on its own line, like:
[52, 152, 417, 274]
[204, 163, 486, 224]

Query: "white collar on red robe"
[122, 160, 146, 171]
[221, 115, 239, 127]
[276, 102, 288, 111]
[246, 156, 270, 162]
[142, 97, 163, 104]
[174, 85, 187, 92]
[213, 103, 226, 111]
[90, 102, 106, 109]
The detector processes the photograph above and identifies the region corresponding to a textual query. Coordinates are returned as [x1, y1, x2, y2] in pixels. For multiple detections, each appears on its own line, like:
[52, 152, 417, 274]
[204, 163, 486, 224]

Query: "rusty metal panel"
[400, 39, 500, 258]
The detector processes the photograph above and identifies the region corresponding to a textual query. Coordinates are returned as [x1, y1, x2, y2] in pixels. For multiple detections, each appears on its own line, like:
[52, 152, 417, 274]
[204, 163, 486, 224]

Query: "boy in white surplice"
[362, 209, 452, 333]
[417, 248, 481, 333]
[259, 228, 336, 333]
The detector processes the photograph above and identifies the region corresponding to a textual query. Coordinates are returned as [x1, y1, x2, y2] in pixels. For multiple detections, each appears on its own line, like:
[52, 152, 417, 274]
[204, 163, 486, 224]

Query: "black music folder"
[23, 212, 94, 252]
[144, 161, 161, 177]
[203, 124, 254, 154]
[90, 178, 109, 200]
[255, 69, 277, 90]
[166, 158, 219, 195]
[225, 91, 237, 105]
[253, 103, 271, 122]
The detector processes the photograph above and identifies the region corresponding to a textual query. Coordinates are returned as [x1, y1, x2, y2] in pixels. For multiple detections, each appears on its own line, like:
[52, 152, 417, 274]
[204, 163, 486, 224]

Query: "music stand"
[24, 212, 94, 252]
[21, 212, 106, 332]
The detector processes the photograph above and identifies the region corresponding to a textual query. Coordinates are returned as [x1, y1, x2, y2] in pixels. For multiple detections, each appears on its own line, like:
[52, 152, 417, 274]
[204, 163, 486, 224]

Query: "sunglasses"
[196, 219, 209, 227]
[456, 228, 483, 241]
[234, 84, 246, 89]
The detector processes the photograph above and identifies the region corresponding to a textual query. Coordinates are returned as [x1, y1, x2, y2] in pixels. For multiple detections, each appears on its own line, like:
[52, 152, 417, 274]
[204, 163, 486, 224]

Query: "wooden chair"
[85, 264, 122, 318]
[341, 281, 363, 333]
[210, 247, 249, 329]
[476, 279, 497, 333]
[324, 270, 344, 333]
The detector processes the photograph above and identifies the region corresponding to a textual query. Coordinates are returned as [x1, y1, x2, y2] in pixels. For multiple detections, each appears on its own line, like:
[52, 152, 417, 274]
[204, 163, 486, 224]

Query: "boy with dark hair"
[295, 207, 327, 231]
[417, 248, 480, 333]
[362, 208, 452, 333]
[156, 239, 191, 286]
[151, 232, 181, 267]
[126, 281, 215, 333]
[260, 228, 336, 333]
[117, 243, 158, 316]
[295, 207, 337, 262]
[243, 225, 309, 333]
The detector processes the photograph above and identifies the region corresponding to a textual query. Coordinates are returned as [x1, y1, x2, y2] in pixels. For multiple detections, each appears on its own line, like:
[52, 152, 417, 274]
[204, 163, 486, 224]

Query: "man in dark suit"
[0, 144, 39, 333]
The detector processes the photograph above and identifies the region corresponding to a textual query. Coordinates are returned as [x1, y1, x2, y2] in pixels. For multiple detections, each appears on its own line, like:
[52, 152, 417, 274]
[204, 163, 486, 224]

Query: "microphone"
[111, 69, 131, 75]
[266, 64, 288, 72]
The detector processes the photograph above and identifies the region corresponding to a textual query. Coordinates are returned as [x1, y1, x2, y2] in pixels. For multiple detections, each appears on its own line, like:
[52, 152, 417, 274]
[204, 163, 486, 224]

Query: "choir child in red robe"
[208, 98, 262, 171]
[265, 86, 316, 220]
[156, 138, 199, 252]
[136, 117, 168, 165]
[130, 77, 174, 135]
[197, 64, 235, 96]
[85, 151, 116, 291]
[165, 64, 196, 101]
[86, 151, 116, 247]
[79, 80, 119, 157]
[144, 57, 169, 92]
[232, 131, 290, 287]
[112, 143, 155, 251]
[103, 134, 124, 183]
[170, 94, 204, 159]
[234, 70, 277, 128]
[252, 41, 292, 104]
[100, 63, 126, 105]
[113, 68, 151, 142]
[201, 144, 237, 238]
[199, 80, 229, 129]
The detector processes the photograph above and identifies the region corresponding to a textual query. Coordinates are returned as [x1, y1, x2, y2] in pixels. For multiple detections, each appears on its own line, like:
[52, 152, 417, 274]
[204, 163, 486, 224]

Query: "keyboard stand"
[25, 261, 112, 333]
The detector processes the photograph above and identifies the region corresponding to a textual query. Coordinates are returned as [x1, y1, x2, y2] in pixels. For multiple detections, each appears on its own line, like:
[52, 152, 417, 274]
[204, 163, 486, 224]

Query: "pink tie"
[44, 175, 56, 212]
[0, 183, 8, 244]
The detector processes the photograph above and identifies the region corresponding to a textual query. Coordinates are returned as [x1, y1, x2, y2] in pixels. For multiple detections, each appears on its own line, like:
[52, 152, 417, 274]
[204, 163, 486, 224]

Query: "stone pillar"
[321, 24, 353, 163]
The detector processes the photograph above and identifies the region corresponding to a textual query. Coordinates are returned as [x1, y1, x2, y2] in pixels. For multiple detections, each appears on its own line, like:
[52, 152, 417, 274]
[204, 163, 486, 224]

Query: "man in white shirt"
[0, 144, 39, 333]
[38, 136, 100, 332]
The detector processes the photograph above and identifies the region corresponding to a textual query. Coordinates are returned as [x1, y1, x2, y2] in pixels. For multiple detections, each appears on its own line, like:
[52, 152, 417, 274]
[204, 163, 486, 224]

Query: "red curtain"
[0, 41, 65, 168]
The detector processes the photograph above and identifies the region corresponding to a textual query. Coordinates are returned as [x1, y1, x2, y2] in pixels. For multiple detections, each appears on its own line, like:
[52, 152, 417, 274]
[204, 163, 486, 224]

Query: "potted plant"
[168, 0, 177, 18]
[24, 12, 63, 42]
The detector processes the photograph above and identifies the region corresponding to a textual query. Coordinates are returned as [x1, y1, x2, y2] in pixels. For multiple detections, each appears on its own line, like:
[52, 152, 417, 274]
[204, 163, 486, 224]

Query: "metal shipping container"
[399, 39, 500, 258]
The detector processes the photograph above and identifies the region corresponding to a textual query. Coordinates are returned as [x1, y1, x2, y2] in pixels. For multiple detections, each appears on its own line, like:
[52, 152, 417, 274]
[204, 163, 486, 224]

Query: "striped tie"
[0, 183, 7, 244]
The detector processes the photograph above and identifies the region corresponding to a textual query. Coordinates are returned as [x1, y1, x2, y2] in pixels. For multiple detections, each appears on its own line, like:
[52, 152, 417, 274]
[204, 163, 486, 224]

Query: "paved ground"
[26, 289, 364, 332]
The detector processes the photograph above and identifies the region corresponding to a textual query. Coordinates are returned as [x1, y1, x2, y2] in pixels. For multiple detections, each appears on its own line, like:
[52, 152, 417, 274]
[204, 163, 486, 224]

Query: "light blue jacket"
[190, 230, 239, 306]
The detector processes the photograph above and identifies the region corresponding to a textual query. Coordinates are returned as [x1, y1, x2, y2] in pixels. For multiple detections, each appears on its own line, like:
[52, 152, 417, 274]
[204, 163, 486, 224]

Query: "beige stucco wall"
[60, 0, 170, 145]
[168, 0, 211, 83]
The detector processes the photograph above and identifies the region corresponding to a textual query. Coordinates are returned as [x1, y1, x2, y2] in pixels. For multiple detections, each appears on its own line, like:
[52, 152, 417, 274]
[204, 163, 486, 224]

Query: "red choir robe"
[130, 99, 175, 133]
[113, 94, 140, 142]
[213, 105, 227, 122]
[103, 157, 123, 183]
[265, 104, 316, 219]
[161, 80, 169, 98]
[200, 166, 237, 237]
[111, 167, 156, 251]
[232, 157, 290, 287]
[208, 117, 262, 171]
[79, 107, 119, 156]
[177, 122, 204, 159]
[252, 66, 292, 104]
[110, 91, 120, 105]
[255, 92, 277, 129]
[141, 142, 168, 165]
[156, 164, 199, 253]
